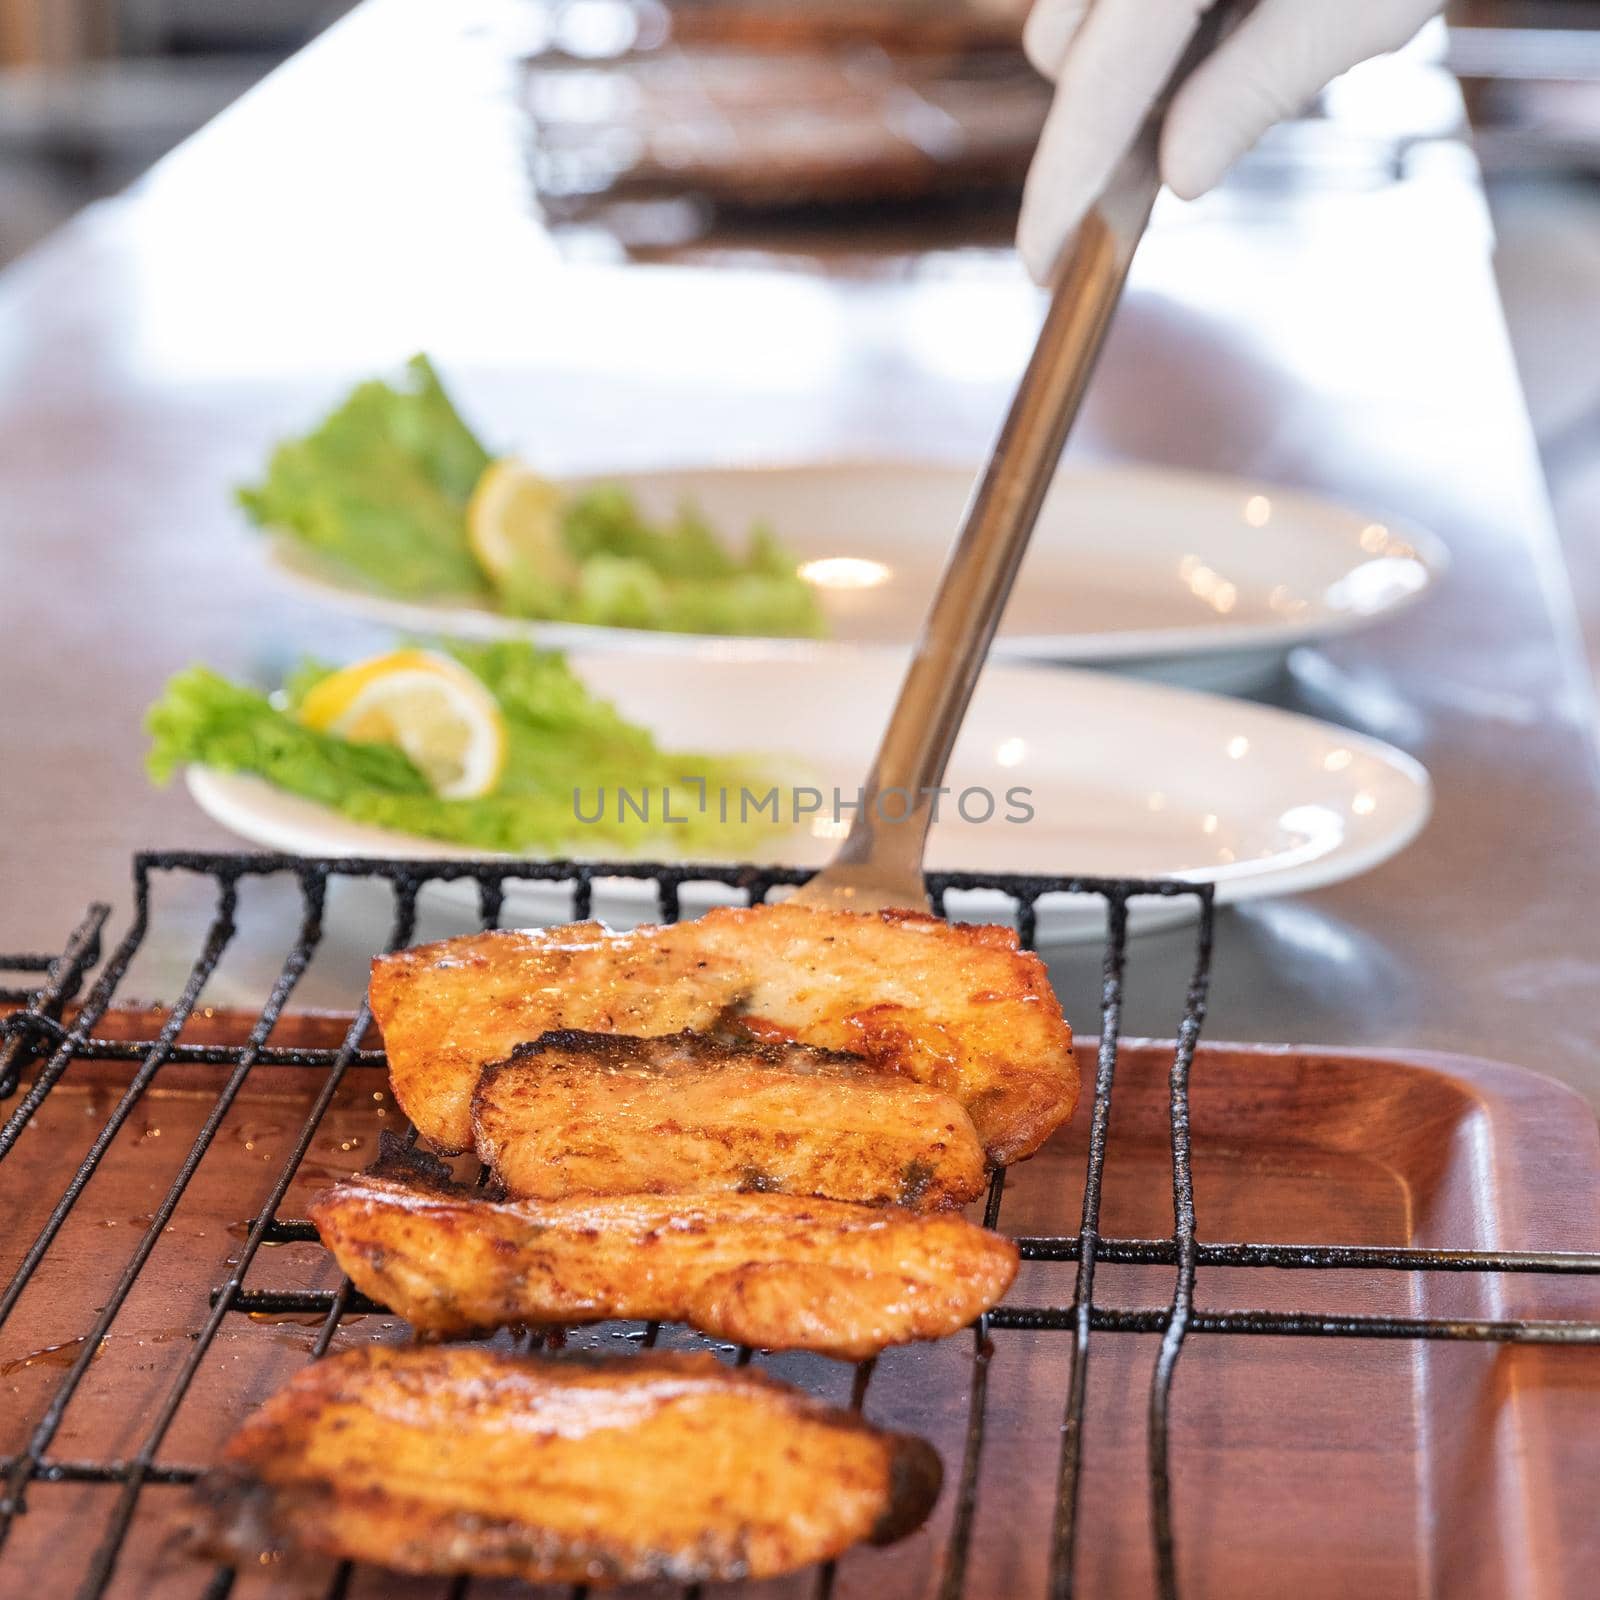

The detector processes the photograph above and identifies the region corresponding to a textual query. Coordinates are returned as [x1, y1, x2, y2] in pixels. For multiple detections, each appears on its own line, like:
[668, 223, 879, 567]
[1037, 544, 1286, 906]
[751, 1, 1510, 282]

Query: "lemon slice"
[467, 457, 577, 589]
[299, 649, 507, 800]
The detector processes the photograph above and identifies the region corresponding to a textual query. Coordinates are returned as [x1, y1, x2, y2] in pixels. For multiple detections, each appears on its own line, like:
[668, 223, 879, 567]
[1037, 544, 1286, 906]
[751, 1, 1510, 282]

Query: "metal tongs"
[795, 8, 1237, 915]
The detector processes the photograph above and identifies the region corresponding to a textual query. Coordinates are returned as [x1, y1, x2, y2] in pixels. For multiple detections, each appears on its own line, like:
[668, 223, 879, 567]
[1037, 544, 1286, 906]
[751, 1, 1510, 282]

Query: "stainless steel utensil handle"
[801, 5, 1238, 911]
[824, 158, 1161, 899]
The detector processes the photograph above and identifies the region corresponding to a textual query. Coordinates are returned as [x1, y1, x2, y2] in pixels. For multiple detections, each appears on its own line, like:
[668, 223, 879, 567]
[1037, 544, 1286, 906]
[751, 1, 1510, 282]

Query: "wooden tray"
[1, 1014, 1597, 1599]
[523, 46, 1048, 216]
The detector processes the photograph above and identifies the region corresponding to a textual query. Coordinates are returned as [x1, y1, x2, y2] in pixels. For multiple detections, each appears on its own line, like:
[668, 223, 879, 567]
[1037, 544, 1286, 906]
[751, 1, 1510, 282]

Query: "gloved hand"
[1017, 0, 1444, 282]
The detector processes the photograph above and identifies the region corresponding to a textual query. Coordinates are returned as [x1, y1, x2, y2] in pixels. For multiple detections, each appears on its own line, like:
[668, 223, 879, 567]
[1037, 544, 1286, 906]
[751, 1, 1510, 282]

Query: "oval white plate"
[266, 460, 1445, 679]
[184, 651, 1430, 943]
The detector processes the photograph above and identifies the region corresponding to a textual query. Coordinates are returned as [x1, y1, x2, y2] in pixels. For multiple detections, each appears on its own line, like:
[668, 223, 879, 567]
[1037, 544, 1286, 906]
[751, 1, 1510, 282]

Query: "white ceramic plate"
[184, 651, 1430, 942]
[266, 461, 1445, 683]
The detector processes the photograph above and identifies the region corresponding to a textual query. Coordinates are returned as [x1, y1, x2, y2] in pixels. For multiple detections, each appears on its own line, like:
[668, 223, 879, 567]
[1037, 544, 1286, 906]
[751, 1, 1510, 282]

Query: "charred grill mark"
[899, 1160, 936, 1208]
[367, 1129, 462, 1193]
[491, 1028, 872, 1080]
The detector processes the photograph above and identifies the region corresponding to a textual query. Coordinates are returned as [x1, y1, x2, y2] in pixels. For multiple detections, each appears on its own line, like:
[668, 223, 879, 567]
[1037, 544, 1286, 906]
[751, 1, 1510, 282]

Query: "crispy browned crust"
[193, 1346, 941, 1586]
[367, 919, 742, 1156]
[370, 903, 1075, 1164]
[310, 1144, 1018, 1359]
[470, 1029, 988, 1210]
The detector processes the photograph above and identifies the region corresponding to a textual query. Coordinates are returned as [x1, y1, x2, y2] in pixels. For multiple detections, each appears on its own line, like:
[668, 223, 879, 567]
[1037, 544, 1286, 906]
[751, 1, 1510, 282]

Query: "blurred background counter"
[1, 0, 1598, 1100]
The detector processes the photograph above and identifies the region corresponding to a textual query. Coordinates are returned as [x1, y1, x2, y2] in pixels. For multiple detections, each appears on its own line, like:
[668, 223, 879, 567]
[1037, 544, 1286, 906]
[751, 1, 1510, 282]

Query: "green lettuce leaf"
[553, 488, 826, 637]
[239, 356, 827, 638]
[238, 354, 492, 599]
[146, 643, 783, 857]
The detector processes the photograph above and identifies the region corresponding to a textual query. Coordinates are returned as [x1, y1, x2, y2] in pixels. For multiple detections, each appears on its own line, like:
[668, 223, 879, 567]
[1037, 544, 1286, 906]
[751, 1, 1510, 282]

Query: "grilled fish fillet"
[370, 901, 1076, 1164]
[194, 1345, 941, 1587]
[311, 1142, 1018, 1358]
[472, 1029, 987, 1209]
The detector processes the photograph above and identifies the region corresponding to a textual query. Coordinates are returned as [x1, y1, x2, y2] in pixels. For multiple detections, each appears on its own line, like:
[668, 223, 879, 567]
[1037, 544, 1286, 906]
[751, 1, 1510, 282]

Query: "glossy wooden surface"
[0, 3, 1598, 1103]
[1, 1022, 1596, 1597]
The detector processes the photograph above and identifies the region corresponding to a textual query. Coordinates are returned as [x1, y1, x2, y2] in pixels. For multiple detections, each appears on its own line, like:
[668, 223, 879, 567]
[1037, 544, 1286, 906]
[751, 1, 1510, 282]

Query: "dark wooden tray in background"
[1, 1010, 1598, 1598]
[519, 0, 1046, 248]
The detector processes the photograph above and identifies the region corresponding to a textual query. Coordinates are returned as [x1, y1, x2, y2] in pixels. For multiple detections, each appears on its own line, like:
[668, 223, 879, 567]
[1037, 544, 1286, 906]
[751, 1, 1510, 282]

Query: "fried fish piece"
[311, 1142, 1018, 1358]
[370, 901, 1076, 1164]
[194, 1345, 941, 1587]
[471, 1029, 987, 1209]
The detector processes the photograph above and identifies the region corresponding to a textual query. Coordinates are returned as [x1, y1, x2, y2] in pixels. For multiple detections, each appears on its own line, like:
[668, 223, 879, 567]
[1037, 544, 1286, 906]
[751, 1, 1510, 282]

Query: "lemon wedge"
[299, 649, 507, 800]
[467, 457, 577, 589]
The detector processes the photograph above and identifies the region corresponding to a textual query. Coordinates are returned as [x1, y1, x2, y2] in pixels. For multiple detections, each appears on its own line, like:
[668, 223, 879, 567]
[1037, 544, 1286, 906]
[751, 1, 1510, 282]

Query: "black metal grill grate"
[1, 849, 1598, 1600]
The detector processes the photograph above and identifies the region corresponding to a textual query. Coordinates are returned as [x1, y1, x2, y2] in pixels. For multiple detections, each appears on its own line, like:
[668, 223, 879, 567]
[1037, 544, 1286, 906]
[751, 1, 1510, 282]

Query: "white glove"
[1017, 0, 1444, 282]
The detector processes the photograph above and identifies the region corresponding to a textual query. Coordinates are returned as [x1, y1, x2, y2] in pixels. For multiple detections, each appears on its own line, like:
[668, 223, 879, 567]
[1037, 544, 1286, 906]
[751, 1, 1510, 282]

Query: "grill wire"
[0, 849, 1597, 1600]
